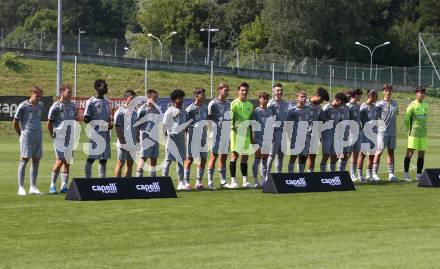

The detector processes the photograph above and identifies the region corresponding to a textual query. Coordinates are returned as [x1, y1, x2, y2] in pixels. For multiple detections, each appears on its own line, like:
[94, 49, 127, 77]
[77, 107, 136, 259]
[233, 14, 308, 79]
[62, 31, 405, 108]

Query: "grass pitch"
[1, 135, 440, 269]
[1, 58, 440, 268]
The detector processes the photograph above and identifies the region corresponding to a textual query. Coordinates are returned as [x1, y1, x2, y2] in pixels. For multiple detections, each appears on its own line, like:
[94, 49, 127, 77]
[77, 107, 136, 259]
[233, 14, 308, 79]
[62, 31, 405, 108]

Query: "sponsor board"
[263, 171, 355, 193]
[0, 96, 52, 121]
[65, 177, 176, 201]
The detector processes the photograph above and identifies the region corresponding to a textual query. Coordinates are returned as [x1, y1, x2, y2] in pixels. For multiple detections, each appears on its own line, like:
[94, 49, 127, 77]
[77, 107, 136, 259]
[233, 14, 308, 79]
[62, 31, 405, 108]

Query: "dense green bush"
[0, 52, 27, 72]
[426, 87, 440, 98]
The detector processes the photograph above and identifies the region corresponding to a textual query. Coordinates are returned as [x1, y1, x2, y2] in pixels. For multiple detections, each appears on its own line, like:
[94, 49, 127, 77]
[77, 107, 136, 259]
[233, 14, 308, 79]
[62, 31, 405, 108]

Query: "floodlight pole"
[56, 0, 62, 97]
[419, 33, 422, 86]
[200, 25, 219, 65]
[355, 41, 390, 80]
[74, 56, 77, 97]
[147, 31, 176, 61]
[77, 28, 86, 55]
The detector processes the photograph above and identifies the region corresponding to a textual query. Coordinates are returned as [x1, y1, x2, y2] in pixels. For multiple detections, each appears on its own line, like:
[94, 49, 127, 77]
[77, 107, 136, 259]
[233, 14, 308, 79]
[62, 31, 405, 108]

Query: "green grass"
[2, 57, 440, 268]
[1, 134, 440, 268]
[0, 57, 339, 99]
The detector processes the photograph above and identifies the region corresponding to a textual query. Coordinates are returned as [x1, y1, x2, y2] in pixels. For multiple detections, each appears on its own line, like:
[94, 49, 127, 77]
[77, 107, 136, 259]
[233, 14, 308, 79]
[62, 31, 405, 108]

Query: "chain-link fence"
[2, 32, 440, 89]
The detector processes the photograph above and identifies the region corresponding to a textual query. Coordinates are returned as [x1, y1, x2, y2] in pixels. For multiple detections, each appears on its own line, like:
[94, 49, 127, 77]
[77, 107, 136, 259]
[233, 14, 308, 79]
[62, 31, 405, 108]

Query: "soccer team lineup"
[13, 80, 428, 195]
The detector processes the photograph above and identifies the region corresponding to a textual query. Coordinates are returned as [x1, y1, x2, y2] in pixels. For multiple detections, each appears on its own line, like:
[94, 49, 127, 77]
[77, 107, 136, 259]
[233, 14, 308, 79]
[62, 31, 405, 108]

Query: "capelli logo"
[136, 182, 161, 193]
[321, 176, 342, 186]
[91, 183, 118, 194]
[285, 178, 307, 187]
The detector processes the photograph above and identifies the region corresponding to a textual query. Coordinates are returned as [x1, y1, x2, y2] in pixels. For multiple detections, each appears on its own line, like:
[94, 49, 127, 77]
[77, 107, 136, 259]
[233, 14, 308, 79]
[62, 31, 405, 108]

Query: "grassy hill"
[1, 55, 439, 137]
[0, 56, 341, 99]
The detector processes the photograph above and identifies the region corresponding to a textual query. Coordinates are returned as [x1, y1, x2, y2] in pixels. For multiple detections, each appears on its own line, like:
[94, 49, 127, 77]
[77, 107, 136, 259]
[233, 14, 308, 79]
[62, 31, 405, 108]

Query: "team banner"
[65, 177, 177, 201]
[0, 96, 53, 121]
[263, 172, 356, 194]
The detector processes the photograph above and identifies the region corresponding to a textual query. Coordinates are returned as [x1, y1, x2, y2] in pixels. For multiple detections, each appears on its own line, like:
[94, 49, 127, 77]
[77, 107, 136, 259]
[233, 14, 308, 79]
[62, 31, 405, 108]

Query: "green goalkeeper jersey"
[231, 98, 253, 134]
[404, 100, 428, 137]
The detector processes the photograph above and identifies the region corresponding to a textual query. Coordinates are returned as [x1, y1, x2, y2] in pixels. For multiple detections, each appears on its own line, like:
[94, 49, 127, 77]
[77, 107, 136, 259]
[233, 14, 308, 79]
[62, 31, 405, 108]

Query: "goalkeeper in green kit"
[403, 87, 428, 182]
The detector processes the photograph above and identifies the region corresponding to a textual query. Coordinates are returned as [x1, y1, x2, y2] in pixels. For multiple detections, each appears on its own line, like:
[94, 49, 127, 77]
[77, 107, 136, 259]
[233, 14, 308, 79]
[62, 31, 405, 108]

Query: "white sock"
[366, 169, 372, 179]
[50, 171, 59, 186]
[61, 172, 69, 185]
[350, 163, 356, 176]
[372, 163, 379, 175]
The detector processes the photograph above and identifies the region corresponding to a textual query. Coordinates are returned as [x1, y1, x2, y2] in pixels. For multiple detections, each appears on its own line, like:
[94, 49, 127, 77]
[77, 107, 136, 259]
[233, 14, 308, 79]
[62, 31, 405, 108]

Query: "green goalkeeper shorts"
[230, 130, 251, 154]
[407, 136, 427, 151]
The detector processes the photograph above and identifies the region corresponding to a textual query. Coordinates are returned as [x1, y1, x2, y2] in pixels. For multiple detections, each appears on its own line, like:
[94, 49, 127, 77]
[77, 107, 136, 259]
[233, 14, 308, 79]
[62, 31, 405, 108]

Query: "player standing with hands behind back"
[207, 83, 231, 189]
[267, 83, 290, 174]
[83, 79, 113, 178]
[184, 87, 209, 189]
[403, 87, 428, 182]
[13, 86, 44, 195]
[227, 82, 254, 188]
[251, 92, 272, 186]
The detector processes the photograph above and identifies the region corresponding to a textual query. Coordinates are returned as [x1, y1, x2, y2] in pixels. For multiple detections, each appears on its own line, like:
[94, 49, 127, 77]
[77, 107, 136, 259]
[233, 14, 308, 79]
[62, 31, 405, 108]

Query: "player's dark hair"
[315, 87, 329, 102]
[367, 89, 378, 97]
[94, 79, 107, 91]
[59, 84, 71, 92]
[335, 92, 349, 103]
[383, 83, 393, 91]
[194, 87, 206, 95]
[124, 89, 136, 98]
[259, 91, 269, 99]
[30, 86, 43, 94]
[346, 88, 363, 98]
[218, 82, 229, 91]
[238, 82, 249, 90]
[273, 83, 283, 88]
[415, 87, 426, 93]
[146, 89, 158, 97]
[170, 89, 185, 101]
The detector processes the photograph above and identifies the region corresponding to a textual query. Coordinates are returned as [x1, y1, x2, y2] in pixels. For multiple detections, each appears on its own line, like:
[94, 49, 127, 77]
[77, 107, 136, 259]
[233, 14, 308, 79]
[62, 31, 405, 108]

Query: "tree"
[238, 16, 269, 55]
[418, 0, 440, 32]
[261, 0, 386, 62]
[4, 9, 61, 50]
[384, 0, 420, 66]
[209, 0, 264, 50]
[64, 0, 137, 38]
[0, 0, 56, 32]
[129, 0, 212, 59]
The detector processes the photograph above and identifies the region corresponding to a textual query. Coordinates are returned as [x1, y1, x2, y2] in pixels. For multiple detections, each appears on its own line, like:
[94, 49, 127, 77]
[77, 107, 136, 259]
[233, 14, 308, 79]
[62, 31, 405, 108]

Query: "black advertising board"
[418, 169, 440, 187]
[263, 172, 356, 194]
[65, 177, 177, 201]
[0, 96, 52, 121]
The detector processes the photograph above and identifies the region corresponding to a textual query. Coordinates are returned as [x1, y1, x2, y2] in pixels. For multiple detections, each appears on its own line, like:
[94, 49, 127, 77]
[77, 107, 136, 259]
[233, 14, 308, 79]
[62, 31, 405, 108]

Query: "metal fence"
[1, 33, 439, 90]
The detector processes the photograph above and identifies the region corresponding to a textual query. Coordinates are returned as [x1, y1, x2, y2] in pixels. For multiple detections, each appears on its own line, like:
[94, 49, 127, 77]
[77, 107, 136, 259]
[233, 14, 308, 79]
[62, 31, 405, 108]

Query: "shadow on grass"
[354, 180, 416, 187]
